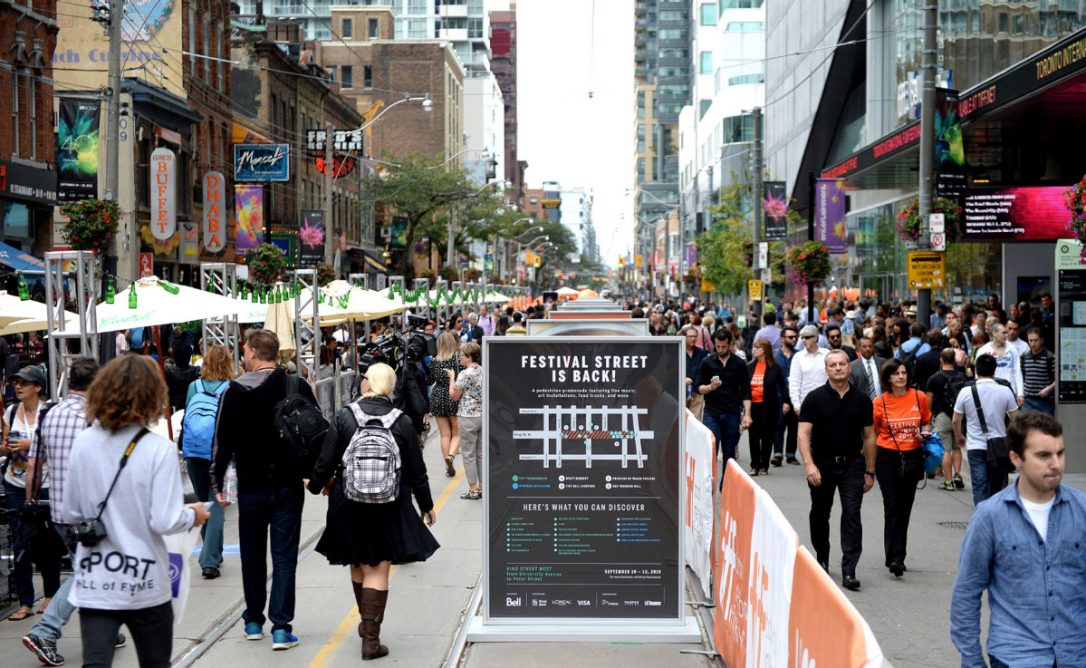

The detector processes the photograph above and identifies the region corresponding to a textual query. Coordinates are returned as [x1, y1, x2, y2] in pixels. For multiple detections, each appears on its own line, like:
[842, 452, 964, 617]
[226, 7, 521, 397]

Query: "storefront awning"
[346, 248, 389, 274]
[0, 241, 44, 273]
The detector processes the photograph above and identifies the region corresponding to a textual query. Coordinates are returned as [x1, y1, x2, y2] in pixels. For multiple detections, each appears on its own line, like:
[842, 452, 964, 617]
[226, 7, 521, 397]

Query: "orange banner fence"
[682, 426, 884, 667]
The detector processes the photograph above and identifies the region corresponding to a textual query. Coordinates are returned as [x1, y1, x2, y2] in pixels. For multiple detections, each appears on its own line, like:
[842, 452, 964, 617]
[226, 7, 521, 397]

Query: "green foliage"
[60, 199, 119, 256]
[246, 243, 287, 287]
[365, 153, 499, 279]
[315, 262, 335, 287]
[693, 180, 795, 295]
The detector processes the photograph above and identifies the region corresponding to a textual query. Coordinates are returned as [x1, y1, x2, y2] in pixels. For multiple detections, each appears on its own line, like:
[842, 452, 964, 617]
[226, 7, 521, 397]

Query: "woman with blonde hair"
[308, 363, 438, 660]
[181, 345, 235, 579]
[428, 331, 462, 476]
[64, 355, 208, 664]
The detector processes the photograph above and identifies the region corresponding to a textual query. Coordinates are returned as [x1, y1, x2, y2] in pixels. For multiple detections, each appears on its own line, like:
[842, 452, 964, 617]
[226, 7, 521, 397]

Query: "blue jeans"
[703, 410, 742, 465]
[237, 485, 304, 632]
[29, 525, 76, 641]
[185, 458, 225, 569]
[3, 481, 62, 607]
[1023, 396, 1056, 415]
[967, 449, 1009, 507]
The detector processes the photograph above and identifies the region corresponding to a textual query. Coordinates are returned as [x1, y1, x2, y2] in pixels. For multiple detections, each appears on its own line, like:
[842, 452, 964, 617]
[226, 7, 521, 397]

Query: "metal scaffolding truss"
[200, 263, 239, 367]
[413, 278, 430, 323]
[388, 276, 405, 330]
[348, 273, 367, 290]
[43, 251, 98, 401]
[294, 268, 321, 384]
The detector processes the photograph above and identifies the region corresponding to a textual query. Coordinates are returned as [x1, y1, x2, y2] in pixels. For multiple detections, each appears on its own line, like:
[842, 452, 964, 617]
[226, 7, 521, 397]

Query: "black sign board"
[484, 338, 683, 620]
[1058, 266, 1086, 403]
[305, 129, 364, 156]
[763, 181, 787, 241]
[0, 160, 57, 205]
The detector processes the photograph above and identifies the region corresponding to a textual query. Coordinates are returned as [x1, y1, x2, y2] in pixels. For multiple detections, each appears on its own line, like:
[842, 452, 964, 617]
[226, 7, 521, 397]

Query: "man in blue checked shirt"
[950, 412, 1086, 668]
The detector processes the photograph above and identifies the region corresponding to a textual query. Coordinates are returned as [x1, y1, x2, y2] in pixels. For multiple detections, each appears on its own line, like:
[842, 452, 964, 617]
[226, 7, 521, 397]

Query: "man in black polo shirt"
[696, 328, 752, 473]
[797, 349, 875, 592]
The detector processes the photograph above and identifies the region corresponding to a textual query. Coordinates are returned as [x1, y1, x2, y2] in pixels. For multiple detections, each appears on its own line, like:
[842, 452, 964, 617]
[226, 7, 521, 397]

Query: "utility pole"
[751, 106, 764, 324]
[104, 0, 121, 203]
[916, 0, 937, 325]
[324, 122, 334, 267]
[447, 207, 457, 278]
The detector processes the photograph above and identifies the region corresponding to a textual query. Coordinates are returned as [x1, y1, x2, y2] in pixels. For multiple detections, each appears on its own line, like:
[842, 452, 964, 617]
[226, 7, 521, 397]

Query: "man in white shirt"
[953, 354, 1020, 507]
[1005, 320, 1029, 357]
[789, 325, 830, 413]
[976, 322, 1024, 405]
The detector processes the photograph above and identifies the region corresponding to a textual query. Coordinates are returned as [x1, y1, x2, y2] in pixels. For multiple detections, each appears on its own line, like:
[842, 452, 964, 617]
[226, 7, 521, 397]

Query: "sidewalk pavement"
[1, 421, 717, 667]
[746, 437, 1086, 668]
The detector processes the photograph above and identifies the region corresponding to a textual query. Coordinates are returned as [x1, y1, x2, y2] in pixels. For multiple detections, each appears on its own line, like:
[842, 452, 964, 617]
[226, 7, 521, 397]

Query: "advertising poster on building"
[962, 186, 1070, 241]
[763, 181, 788, 241]
[299, 210, 324, 266]
[484, 338, 683, 620]
[935, 89, 966, 203]
[814, 178, 847, 253]
[57, 99, 100, 202]
[234, 185, 264, 256]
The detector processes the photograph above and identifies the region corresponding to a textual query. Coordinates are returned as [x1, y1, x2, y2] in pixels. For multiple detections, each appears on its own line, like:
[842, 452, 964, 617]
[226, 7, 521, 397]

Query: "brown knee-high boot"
[361, 588, 389, 660]
[352, 581, 365, 637]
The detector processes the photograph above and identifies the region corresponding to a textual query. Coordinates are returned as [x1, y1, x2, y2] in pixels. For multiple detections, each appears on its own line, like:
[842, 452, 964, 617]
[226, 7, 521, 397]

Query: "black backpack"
[273, 374, 329, 470]
[941, 372, 970, 416]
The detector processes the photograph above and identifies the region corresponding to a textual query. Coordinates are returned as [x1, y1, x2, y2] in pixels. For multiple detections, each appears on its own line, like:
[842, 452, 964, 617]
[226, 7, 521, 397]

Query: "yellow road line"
[306, 466, 465, 667]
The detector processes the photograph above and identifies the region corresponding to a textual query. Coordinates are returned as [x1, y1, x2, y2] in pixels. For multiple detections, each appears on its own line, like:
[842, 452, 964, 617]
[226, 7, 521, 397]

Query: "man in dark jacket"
[213, 329, 316, 651]
[165, 341, 200, 412]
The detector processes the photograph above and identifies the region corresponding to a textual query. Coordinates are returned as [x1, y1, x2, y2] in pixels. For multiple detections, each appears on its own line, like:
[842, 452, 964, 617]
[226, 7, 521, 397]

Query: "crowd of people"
[0, 289, 1080, 667]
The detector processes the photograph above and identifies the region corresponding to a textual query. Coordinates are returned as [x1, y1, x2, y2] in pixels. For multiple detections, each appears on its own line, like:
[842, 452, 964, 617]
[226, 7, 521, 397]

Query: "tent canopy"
[0, 241, 44, 274]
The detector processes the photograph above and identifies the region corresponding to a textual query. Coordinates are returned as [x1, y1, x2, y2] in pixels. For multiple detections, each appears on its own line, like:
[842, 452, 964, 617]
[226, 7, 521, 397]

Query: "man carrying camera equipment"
[62, 355, 208, 666]
[22, 359, 132, 667]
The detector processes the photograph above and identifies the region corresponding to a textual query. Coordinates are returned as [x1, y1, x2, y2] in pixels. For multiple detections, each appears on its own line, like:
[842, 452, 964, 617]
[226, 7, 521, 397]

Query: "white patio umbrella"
[345, 288, 409, 320]
[96, 276, 243, 333]
[0, 291, 49, 328]
[556, 286, 580, 296]
[484, 291, 511, 303]
[0, 310, 80, 336]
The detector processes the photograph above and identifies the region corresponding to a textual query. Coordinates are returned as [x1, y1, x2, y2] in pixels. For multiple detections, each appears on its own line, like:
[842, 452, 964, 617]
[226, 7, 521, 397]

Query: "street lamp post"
[502, 222, 544, 281]
[323, 93, 433, 267]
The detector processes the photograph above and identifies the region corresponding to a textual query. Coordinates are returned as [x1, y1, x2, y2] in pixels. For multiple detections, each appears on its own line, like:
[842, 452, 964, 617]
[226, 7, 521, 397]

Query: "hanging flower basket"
[785, 240, 832, 286]
[315, 262, 336, 287]
[60, 199, 120, 256]
[896, 196, 962, 243]
[246, 243, 287, 287]
[1065, 174, 1086, 260]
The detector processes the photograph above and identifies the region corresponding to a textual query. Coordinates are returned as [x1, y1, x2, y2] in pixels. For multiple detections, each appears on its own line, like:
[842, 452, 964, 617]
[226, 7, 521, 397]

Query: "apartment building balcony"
[439, 27, 469, 40]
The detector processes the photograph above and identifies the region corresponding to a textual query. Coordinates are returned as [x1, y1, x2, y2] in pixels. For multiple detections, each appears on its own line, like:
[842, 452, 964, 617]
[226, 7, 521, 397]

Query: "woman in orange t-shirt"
[872, 358, 932, 579]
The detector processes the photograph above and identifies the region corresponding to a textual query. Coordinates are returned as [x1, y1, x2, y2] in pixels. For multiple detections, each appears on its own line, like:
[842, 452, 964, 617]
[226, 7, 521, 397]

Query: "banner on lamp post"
[814, 178, 847, 254]
[203, 171, 226, 252]
[299, 210, 325, 266]
[764, 181, 788, 241]
[150, 147, 176, 241]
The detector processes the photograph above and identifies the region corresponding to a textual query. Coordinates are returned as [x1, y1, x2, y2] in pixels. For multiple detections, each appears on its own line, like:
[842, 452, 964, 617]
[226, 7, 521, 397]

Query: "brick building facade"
[0, 0, 59, 256]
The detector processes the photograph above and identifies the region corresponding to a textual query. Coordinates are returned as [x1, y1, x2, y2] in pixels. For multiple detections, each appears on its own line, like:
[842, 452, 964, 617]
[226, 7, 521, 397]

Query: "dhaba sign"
[202, 171, 227, 253]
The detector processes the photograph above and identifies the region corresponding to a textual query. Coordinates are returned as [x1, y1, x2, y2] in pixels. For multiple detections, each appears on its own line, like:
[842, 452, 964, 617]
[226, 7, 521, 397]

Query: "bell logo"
[505, 595, 522, 607]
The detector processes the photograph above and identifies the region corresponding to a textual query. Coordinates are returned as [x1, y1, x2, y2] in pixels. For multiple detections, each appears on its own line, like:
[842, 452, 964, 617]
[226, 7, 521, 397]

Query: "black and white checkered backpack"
[342, 404, 403, 503]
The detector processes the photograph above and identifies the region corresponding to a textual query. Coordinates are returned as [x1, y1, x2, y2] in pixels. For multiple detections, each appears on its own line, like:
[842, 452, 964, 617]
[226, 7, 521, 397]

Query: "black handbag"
[971, 385, 1010, 467]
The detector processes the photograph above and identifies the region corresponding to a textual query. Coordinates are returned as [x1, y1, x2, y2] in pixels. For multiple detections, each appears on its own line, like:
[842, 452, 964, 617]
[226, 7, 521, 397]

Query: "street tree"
[364, 154, 496, 279]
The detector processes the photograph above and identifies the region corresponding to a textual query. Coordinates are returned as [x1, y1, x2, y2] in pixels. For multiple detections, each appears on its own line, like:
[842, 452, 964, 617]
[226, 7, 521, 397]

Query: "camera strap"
[94, 428, 149, 523]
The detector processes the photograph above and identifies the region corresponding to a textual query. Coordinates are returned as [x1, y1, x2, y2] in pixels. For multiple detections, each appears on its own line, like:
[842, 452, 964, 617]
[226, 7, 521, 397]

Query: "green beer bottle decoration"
[17, 271, 30, 301]
[128, 284, 138, 310]
[105, 275, 116, 304]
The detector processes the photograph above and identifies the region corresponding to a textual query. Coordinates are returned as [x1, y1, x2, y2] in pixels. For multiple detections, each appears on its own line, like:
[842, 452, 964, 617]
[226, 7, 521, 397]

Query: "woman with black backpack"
[307, 363, 439, 660]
